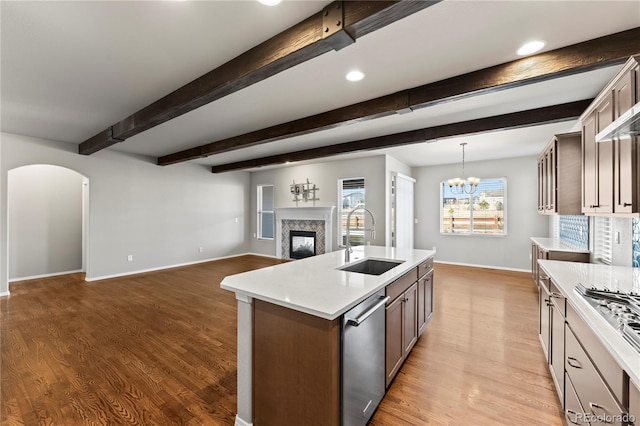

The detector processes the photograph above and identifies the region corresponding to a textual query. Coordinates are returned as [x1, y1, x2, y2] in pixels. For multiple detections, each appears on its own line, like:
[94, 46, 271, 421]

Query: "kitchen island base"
[253, 299, 341, 426]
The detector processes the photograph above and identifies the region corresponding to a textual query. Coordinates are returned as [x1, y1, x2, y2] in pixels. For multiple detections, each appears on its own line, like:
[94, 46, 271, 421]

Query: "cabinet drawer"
[565, 373, 589, 426]
[630, 380, 639, 426]
[565, 326, 624, 425]
[566, 303, 624, 403]
[386, 268, 417, 304]
[418, 257, 433, 279]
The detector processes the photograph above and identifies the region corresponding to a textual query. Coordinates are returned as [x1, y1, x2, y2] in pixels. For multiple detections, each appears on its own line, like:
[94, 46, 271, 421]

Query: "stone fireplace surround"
[275, 207, 336, 260]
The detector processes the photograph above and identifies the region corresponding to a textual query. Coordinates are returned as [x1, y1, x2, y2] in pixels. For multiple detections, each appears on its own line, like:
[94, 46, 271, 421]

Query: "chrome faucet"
[345, 205, 376, 262]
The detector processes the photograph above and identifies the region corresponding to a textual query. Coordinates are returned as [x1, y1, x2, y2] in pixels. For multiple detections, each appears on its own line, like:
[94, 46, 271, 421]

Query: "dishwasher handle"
[346, 296, 390, 326]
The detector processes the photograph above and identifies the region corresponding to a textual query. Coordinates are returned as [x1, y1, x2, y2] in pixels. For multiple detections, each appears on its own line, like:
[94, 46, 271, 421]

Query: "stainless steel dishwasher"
[342, 289, 389, 426]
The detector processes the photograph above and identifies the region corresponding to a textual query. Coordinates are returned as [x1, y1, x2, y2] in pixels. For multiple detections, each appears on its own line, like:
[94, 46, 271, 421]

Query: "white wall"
[0, 132, 250, 294]
[413, 155, 548, 271]
[249, 156, 388, 256]
[9, 165, 83, 279]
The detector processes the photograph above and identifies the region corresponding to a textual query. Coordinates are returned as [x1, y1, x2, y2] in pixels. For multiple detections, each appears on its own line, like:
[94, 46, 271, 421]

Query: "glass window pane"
[262, 185, 274, 211]
[339, 178, 365, 247]
[261, 212, 274, 239]
[441, 178, 506, 236]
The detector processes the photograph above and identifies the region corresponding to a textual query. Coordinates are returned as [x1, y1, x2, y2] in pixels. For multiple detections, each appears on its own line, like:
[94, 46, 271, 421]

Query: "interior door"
[392, 172, 415, 249]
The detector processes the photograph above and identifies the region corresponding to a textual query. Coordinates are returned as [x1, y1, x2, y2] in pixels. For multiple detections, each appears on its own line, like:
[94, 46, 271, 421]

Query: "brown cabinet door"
[403, 283, 418, 356]
[538, 158, 545, 212]
[613, 70, 637, 213]
[531, 244, 538, 284]
[424, 272, 433, 326]
[614, 137, 637, 213]
[417, 271, 433, 337]
[550, 298, 565, 406]
[596, 93, 614, 213]
[547, 143, 557, 212]
[539, 283, 550, 360]
[582, 111, 598, 213]
[385, 296, 404, 387]
[417, 276, 425, 335]
[538, 154, 545, 213]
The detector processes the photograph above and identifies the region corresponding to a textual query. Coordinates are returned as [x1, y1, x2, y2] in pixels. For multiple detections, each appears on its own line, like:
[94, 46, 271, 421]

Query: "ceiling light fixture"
[517, 40, 545, 56]
[346, 70, 365, 82]
[258, 0, 281, 6]
[448, 143, 480, 194]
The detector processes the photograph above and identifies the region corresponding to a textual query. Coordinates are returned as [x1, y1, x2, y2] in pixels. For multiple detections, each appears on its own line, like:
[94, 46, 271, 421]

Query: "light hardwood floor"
[1, 256, 563, 425]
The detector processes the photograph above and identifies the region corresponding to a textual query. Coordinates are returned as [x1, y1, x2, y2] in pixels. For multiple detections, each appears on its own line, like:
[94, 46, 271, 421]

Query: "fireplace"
[290, 230, 317, 259]
[274, 207, 335, 260]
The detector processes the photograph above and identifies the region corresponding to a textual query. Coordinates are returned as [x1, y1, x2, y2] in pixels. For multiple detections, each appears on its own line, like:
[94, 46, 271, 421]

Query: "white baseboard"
[246, 252, 279, 259]
[9, 269, 84, 283]
[234, 415, 253, 426]
[0, 291, 10, 298]
[434, 260, 530, 273]
[85, 253, 254, 282]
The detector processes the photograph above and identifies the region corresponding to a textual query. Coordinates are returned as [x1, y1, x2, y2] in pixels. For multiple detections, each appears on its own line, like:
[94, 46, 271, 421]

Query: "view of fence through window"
[440, 178, 506, 235]
[339, 178, 365, 246]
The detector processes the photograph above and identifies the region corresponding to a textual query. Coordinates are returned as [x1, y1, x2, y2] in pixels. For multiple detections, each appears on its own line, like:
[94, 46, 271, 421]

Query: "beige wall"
[1, 132, 251, 295]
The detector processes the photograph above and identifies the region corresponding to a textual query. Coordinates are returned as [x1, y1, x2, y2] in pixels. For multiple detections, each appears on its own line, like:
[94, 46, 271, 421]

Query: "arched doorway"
[8, 164, 89, 282]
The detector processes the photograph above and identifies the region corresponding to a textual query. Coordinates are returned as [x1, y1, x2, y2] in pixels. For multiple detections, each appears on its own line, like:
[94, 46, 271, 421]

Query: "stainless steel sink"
[338, 258, 404, 275]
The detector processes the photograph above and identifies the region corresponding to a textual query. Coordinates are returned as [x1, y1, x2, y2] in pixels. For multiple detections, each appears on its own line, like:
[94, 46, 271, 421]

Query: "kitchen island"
[221, 246, 435, 426]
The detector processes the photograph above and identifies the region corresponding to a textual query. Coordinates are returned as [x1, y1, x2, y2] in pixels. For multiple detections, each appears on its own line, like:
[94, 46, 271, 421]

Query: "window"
[338, 178, 365, 247]
[440, 177, 506, 236]
[257, 185, 274, 240]
[593, 216, 612, 265]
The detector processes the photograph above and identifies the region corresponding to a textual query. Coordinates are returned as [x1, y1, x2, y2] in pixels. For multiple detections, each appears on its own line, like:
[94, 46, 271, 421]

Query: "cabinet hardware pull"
[346, 296, 390, 326]
[550, 292, 563, 299]
[566, 357, 582, 369]
[588, 402, 613, 422]
[624, 202, 633, 207]
[566, 409, 581, 425]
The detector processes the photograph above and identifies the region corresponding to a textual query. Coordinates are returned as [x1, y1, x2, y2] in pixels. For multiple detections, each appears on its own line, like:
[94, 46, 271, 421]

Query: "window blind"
[594, 216, 612, 265]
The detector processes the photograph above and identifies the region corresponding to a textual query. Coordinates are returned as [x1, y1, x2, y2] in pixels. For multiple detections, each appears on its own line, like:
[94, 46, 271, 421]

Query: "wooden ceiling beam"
[78, 0, 440, 156]
[159, 27, 640, 166]
[210, 99, 593, 173]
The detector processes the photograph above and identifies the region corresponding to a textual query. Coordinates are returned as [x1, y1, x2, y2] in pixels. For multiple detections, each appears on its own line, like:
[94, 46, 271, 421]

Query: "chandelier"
[448, 142, 480, 194]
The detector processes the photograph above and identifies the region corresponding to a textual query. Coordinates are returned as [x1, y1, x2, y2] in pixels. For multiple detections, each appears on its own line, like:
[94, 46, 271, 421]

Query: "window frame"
[257, 184, 274, 240]
[439, 177, 507, 237]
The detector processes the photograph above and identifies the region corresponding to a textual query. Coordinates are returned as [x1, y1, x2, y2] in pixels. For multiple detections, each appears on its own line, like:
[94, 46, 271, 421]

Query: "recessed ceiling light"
[258, 0, 281, 6]
[517, 40, 545, 56]
[346, 70, 365, 82]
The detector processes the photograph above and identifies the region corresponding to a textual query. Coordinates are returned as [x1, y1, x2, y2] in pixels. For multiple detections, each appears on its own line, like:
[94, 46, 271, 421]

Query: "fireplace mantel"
[275, 207, 336, 259]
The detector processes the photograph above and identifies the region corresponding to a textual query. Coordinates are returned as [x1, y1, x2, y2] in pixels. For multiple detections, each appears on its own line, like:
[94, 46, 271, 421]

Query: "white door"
[392, 172, 415, 249]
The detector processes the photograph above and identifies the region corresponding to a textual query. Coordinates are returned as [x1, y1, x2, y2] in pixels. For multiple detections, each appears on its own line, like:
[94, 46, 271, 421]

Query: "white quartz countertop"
[531, 237, 590, 254]
[221, 246, 435, 321]
[538, 260, 640, 388]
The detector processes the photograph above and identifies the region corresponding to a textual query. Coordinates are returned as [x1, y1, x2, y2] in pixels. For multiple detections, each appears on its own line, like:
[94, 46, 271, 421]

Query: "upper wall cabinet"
[581, 56, 640, 216]
[537, 132, 582, 215]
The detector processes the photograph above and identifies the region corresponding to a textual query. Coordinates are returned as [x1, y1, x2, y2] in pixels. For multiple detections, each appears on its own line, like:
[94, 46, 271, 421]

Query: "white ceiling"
[2, 1, 639, 171]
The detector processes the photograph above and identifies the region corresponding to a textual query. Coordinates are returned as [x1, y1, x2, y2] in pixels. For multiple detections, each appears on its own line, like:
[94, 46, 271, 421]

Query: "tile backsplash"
[559, 215, 589, 251]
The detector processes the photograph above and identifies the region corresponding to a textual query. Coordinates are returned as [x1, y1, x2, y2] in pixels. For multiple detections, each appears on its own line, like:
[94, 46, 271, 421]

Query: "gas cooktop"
[575, 283, 640, 353]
